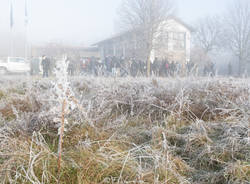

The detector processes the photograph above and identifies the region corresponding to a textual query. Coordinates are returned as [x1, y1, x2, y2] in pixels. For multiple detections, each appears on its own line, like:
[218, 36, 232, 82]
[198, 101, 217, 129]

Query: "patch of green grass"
[8, 87, 26, 95]
[0, 90, 5, 100]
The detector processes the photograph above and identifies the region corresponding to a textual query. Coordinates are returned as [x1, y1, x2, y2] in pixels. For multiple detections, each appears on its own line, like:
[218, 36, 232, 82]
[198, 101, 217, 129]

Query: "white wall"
[153, 18, 191, 63]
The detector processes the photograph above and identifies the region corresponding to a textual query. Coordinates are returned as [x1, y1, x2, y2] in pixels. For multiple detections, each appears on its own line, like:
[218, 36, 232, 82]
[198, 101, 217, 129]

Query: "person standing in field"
[41, 55, 50, 78]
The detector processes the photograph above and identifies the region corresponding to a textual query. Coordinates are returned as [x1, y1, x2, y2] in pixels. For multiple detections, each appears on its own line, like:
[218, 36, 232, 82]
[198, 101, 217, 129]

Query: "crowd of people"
[80, 56, 194, 77]
[30, 55, 215, 78]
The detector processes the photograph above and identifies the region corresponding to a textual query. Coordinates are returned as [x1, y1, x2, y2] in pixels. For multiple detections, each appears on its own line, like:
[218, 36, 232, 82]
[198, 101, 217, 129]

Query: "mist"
[0, 1, 250, 183]
[0, 0, 232, 46]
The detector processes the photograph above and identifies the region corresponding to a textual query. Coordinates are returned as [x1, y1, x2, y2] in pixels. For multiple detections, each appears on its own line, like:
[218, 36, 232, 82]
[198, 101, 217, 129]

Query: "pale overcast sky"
[0, 0, 233, 46]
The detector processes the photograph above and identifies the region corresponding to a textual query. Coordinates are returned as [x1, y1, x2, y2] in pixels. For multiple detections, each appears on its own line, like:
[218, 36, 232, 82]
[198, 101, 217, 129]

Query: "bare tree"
[118, 0, 175, 76]
[224, 0, 250, 76]
[194, 16, 222, 54]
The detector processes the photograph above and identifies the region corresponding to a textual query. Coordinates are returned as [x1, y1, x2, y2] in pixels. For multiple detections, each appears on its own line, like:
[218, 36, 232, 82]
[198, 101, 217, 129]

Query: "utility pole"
[25, 0, 29, 59]
[10, 0, 14, 57]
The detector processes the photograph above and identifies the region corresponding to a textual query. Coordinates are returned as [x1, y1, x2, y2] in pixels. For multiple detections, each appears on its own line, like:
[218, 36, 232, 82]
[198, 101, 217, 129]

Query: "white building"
[94, 17, 193, 66]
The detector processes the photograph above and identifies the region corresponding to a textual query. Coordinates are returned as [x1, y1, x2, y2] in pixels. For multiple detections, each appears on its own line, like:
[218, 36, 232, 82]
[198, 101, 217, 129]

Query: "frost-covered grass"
[0, 75, 249, 184]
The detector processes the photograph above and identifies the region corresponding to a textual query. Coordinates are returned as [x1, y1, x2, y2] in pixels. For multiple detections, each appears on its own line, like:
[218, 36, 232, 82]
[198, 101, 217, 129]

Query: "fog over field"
[0, 0, 250, 184]
[0, 0, 232, 45]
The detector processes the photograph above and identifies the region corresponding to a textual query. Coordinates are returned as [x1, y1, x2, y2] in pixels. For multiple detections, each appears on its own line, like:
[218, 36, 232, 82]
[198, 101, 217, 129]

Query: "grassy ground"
[0, 76, 249, 184]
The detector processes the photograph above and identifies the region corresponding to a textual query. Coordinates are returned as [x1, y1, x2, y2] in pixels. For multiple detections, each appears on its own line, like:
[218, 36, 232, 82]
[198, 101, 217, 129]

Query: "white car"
[0, 57, 30, 74]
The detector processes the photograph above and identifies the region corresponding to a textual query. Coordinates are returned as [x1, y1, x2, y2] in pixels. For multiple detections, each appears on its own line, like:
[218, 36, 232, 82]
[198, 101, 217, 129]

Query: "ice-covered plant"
[52, 56, 77, 180]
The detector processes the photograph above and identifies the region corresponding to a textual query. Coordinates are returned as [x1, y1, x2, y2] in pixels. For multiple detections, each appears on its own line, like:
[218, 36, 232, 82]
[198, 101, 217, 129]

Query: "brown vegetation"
[0, 77, 249, 183]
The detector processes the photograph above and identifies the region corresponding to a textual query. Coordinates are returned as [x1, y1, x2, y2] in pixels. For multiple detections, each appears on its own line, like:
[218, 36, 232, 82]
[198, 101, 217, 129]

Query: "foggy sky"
[0, 0, 233, 46]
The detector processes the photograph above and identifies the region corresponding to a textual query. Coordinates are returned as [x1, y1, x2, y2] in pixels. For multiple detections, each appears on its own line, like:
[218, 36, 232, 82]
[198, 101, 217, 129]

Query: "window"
[172, 32, 186, 50]
[161, 32, 169, 48]
[173, 32, 185, 40]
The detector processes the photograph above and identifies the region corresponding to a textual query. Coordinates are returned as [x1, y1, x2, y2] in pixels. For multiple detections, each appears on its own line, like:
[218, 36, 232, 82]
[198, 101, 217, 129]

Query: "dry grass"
[224, 161, 250, 183]
[0, 76, 249, 183]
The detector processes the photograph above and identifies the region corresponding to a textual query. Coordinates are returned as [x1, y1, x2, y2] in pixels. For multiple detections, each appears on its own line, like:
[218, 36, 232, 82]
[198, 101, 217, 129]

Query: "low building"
[31, 43, 100, 59]
[94, 17, 193, 66]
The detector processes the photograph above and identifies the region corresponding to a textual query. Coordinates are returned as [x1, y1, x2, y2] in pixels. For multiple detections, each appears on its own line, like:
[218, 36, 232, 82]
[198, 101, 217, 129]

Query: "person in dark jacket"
[130, 58, 138, 77]
[41, 55, 50, 78]
[169, 61, 176, 76]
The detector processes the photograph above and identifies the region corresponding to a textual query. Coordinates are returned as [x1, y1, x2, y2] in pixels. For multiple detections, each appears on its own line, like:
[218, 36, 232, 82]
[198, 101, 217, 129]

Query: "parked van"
[0, 57, 30, 74]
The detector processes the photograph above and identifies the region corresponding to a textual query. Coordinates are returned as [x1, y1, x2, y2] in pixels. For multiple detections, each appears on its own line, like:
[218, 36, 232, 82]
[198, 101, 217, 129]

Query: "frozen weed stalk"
[52, 56, 77, 181]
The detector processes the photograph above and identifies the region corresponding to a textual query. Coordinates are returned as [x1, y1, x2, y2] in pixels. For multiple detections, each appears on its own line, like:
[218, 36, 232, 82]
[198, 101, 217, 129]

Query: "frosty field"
[0, 76, 249, 184]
